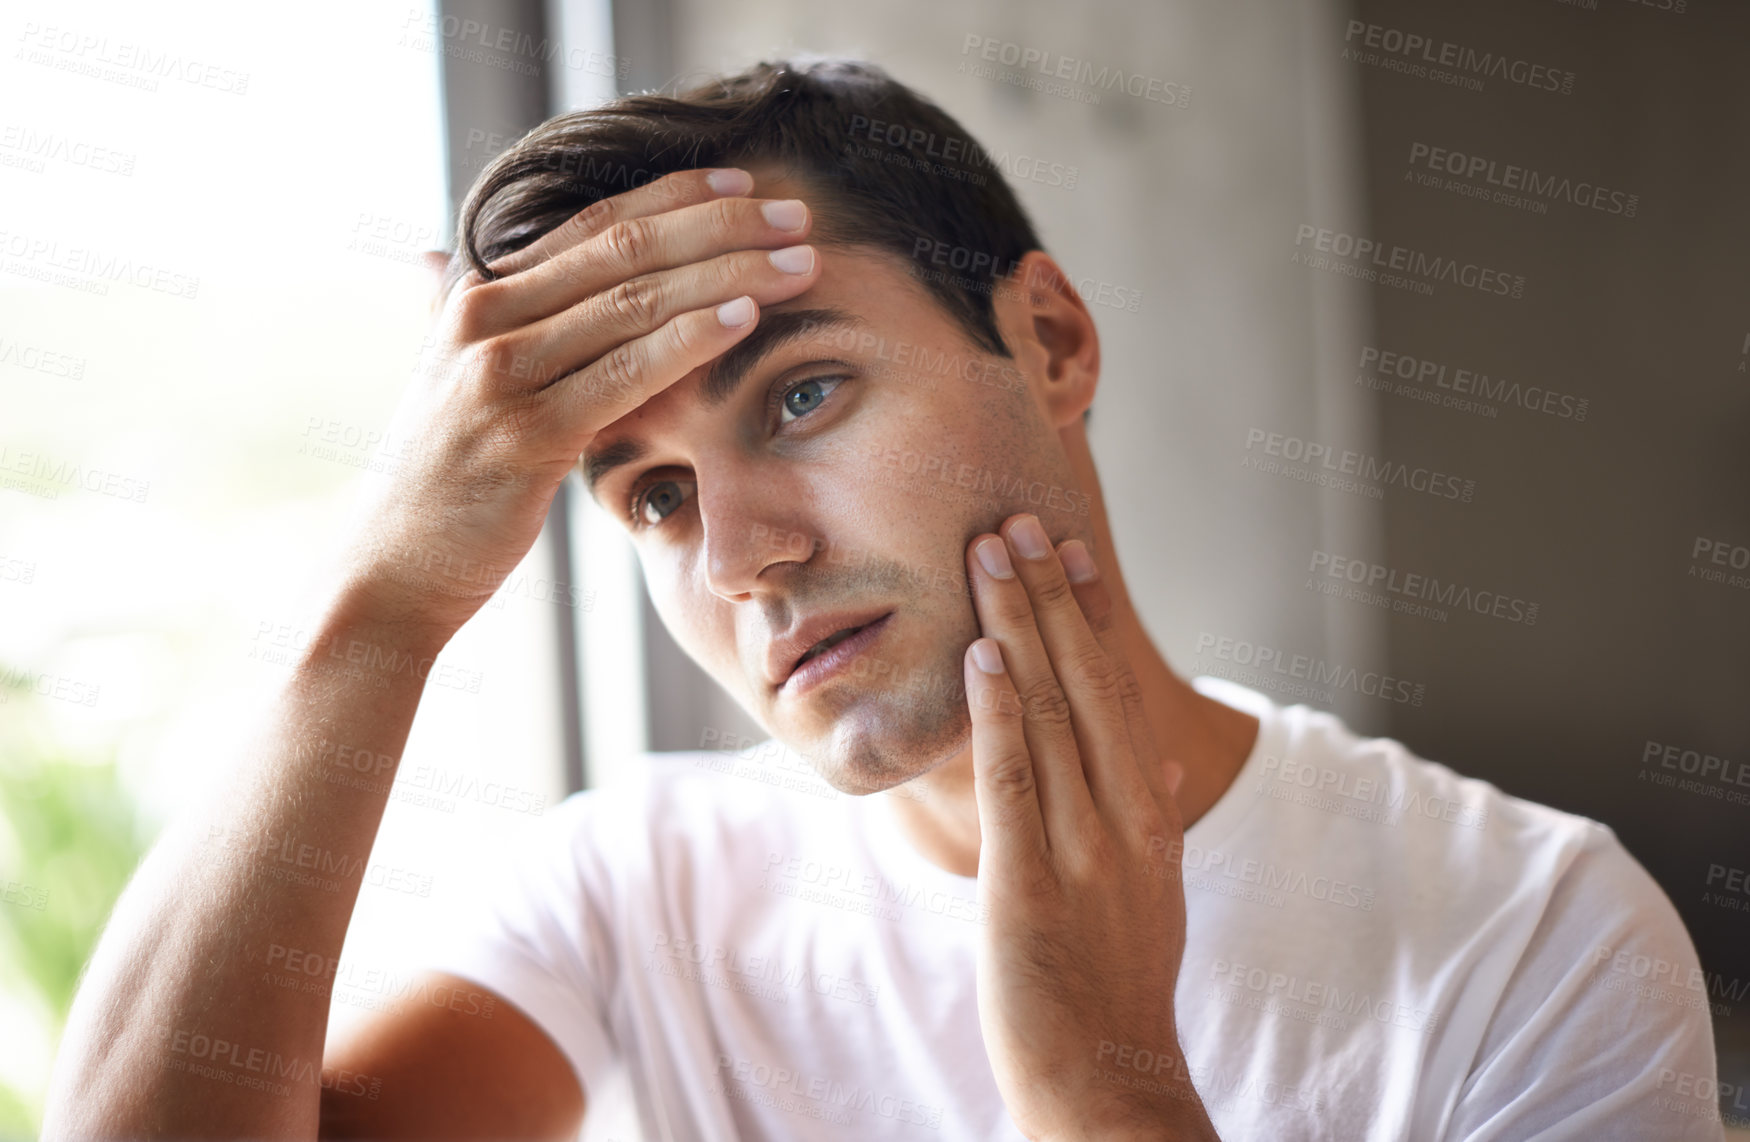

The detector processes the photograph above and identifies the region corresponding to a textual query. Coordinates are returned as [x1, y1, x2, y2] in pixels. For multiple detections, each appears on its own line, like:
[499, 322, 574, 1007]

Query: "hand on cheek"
[957, 514, 1214, 1141]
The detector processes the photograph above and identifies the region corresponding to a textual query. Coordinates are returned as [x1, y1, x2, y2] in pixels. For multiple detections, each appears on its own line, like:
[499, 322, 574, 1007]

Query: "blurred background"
[0, 0, 1744, 1138]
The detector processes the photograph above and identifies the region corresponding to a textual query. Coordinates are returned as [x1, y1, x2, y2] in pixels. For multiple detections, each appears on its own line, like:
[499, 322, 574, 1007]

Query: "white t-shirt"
[421, 676, 1725, 1141]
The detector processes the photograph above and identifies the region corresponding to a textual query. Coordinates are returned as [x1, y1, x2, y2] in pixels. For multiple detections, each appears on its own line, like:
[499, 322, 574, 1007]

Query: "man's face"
[583, 171, 1095, 795]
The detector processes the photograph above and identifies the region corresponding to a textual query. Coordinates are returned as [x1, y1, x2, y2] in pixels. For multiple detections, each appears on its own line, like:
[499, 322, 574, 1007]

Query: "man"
[45, 57, 1722, 1141]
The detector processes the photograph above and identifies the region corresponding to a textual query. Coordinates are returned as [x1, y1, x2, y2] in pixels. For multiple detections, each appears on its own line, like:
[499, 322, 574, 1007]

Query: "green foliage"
[0, 690, 152, 1140]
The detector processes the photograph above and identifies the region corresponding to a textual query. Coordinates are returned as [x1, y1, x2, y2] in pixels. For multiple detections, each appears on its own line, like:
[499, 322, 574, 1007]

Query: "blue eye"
[778, 375, 847, 424]
[628, 374, 849, 530]
[632, 478, 695, 527]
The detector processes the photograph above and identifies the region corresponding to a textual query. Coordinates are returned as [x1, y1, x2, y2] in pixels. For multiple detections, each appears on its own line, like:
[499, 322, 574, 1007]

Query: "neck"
[884, 423, 1260, 879]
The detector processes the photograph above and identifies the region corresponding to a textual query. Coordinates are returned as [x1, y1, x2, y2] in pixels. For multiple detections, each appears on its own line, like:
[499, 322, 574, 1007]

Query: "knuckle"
[650, 169, 694, 206]
[711, 195, 746, 233]
[1129, 809, 1169, 854]
[473, 336, 524, 387]
[984, 755, 1037, 802]
[998, 590, 1038, 629]
[1082, 594, 1117, 639]
[594, 341, 644, 404]
[1064, 648, 1123, 701]
[604, 275, 663, 327]
[570, 196, 615, 239]
[450, 277, 505, 341]
[1116, 665, 1146, 710]
[1031, 572, 1077, 611]
[1078, 672, 1127, 714]
[1019, 680, 1072, 727]
[600, 217, 655, 270]
[650, 170, 685, 201]
[712, 251, 750, 290]
[666, 309, 705, 359]
[552, 246, 592, 291]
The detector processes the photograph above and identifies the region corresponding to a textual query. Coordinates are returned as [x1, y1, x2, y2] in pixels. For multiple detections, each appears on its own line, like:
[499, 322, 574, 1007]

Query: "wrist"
[330, 561, 471, 641]
[1072, 1049, 1218, 1142]
[1061, 1114, 1218, 1142]
[327, 518, 523, 640]
[298, 583, 459, 683]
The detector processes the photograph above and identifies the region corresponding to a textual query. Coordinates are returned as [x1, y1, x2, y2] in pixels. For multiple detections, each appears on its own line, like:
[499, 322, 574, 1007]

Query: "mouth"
[782, 612, 894, 695]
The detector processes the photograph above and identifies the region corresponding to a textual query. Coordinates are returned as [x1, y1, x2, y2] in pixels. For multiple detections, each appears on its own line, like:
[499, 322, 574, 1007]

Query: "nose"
[697, 460, 820, 602]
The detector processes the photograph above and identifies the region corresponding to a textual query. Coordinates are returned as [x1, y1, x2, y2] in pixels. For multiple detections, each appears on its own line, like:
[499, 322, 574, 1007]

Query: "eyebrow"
[582, 306, 866, 502]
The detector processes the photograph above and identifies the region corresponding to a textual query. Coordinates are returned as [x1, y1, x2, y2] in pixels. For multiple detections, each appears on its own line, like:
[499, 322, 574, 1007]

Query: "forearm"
[41, 589, 454, 1141]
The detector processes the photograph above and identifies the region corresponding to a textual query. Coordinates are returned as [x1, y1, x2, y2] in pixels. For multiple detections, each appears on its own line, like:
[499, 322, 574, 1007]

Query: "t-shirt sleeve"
[1441, 821, 1725, 1141]
[414, 791, 623, 1104]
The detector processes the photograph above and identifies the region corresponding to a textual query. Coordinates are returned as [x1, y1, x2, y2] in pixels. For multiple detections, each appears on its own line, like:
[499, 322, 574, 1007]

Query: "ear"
[989, 250, 1100, 430]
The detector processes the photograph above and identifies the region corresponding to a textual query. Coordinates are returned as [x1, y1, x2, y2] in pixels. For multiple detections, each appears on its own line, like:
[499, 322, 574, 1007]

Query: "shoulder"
[1444, 804, 1721, 1136]
[1200, 676, 1700, 1007]
[1276, 697, 1685, 939]
[1255, 694, 1598, 872]
[1203, 682, 1720, 1136]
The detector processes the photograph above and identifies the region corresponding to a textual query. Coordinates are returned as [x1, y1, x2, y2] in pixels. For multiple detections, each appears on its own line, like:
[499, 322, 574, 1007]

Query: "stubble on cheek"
[699, 377, 1083, 794]
[796, 388, 1077, 794]
[819, 598, 987, 793]
[777, 575, 979, 794]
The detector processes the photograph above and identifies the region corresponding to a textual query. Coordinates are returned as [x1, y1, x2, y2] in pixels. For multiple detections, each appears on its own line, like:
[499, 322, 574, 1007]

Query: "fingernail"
[761, 199, 808, 231]
[971, 638, 1004, 674]
[1008, 515, 1050, 560]
[716, 296, 755, 327]
[767, 244, 815, 274]
[974, 536, 1014, 579]
[1060, 540, 1098, 583]
[1164, 761, 1185, 796]
[706, 168, 754, 195]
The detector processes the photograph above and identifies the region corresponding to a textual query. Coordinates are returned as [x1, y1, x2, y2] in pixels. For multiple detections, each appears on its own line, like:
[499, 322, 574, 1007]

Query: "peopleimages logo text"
[1342, 20, 1575, 94]
[1309, 551, 1540, 626]
[1293, 225, 1525, 298]
[1406, 144, 1638, 218]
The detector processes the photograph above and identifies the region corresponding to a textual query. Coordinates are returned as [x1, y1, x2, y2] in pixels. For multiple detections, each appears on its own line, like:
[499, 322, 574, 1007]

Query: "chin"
[739, 603, 980, 795]
[795, 689, 972, 797]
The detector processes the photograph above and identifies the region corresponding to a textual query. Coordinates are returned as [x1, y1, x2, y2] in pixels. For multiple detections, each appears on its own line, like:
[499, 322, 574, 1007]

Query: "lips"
[767, 607, 894, 689]
[796, 625, 863, 667]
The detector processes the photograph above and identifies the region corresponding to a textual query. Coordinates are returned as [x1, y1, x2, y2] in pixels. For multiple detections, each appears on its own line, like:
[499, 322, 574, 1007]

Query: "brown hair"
[445, 56, 1048, 361]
